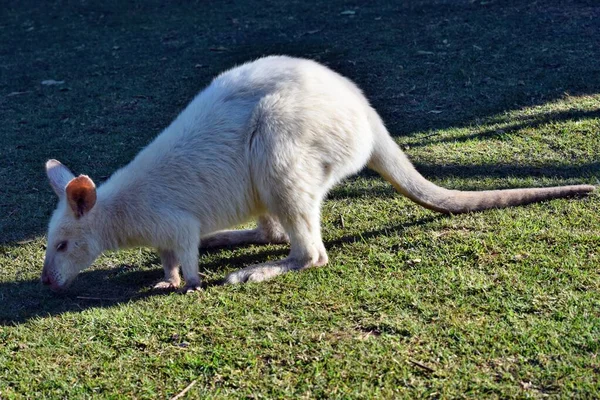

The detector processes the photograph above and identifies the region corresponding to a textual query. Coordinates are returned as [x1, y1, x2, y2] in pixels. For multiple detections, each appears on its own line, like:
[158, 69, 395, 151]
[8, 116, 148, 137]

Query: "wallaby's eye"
[56, 241, 68, 252]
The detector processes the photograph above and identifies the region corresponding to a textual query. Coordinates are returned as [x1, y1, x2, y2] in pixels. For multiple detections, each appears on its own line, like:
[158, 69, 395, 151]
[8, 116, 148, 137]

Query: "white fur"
[42, 55, 595, 291]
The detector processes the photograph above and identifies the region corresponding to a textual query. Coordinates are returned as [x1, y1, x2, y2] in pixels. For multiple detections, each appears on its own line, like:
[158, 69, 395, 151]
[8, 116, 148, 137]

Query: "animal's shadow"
[0, 215, 440, 326]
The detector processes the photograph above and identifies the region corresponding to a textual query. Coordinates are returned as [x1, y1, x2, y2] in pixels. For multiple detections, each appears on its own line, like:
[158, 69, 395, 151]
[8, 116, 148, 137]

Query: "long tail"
[367, 120, 595, 214]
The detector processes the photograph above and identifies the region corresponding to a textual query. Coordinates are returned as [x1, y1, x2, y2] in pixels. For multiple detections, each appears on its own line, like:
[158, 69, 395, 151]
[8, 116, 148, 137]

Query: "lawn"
[1, 0, 599, 398]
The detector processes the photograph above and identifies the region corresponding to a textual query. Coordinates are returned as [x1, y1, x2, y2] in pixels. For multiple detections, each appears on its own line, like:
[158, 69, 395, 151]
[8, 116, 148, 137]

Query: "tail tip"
[571, 184, 596, 197]
[581, 184, 596, 193]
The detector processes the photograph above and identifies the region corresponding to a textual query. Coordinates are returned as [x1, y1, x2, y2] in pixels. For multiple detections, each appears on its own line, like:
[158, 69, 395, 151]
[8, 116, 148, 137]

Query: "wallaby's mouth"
[41, 278, 66, 292]
[41, 270, 75, 292]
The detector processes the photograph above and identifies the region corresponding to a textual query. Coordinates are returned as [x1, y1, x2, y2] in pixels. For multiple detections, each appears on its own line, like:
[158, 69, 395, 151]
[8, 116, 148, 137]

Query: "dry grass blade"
[170, 380, 197, 400]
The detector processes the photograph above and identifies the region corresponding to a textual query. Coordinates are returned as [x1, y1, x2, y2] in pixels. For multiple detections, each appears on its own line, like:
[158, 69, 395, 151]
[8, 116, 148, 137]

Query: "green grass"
[1, 0, 599, 398]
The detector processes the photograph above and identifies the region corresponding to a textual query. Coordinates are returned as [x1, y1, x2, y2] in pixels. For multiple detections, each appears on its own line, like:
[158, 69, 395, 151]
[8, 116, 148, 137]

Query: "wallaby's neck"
[94, 176, 151, 251]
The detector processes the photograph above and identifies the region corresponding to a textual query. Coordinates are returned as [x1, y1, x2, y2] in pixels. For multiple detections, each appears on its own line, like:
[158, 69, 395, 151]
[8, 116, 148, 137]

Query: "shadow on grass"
[0, 215, 441, 325]
[407, 108, 600, 148]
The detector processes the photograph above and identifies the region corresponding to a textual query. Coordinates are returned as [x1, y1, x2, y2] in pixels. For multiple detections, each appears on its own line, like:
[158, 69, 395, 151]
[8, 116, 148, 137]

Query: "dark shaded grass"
[2, 0, 600, 242]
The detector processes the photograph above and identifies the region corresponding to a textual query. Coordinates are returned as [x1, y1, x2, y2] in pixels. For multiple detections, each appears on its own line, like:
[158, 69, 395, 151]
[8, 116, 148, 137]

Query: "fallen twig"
[408, 359, 435, 373]
[170, 379, 197, 400]
[420, 132, 440, 139]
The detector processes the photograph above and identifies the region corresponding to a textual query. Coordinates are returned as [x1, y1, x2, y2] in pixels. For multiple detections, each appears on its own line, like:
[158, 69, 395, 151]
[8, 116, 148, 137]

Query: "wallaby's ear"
[46, 159, 75, 198]
[65, 175, 97, 218]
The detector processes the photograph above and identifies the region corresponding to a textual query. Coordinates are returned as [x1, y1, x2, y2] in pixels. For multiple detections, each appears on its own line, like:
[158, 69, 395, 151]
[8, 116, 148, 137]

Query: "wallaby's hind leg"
[200, 215, 289, 249]
[225, 194, 328, 284]
[153, 249, 181, 290]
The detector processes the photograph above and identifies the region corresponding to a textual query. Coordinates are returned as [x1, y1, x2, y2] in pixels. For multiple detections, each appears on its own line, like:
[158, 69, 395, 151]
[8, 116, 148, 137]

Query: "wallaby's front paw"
[153, 280, 180, 291]
[181, 282, 202, 294]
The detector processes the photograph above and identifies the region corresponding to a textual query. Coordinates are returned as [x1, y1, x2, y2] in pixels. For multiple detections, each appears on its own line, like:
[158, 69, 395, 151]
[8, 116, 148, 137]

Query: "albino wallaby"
[42, 56, 595, 292]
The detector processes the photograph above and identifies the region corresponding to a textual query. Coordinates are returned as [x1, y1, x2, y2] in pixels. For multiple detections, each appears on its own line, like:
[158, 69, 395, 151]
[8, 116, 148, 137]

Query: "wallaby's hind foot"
[225, 250, 328, 284]
[200, 215, 289, 249]
[226, 185, 329, 284]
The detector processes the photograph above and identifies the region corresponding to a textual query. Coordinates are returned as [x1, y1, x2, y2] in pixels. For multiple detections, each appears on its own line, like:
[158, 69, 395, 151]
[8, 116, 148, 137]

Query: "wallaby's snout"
[41, 269, 60, 292]
[41, 264, 65, 292]
[40, 269, 51, 286]
[40, 253, 74, 292]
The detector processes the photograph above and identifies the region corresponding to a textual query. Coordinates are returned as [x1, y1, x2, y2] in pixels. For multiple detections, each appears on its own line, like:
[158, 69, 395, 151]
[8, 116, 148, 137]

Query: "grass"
[1, 0, 599, 398]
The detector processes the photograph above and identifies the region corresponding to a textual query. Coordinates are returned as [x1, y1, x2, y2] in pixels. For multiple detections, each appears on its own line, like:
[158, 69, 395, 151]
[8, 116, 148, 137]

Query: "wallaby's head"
[42, 160, 102, 291]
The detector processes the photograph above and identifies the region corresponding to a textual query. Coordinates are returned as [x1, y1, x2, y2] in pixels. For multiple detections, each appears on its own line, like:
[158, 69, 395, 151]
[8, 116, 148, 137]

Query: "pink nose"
[41, 270, 52, 285]
[41, 271, 62, 292]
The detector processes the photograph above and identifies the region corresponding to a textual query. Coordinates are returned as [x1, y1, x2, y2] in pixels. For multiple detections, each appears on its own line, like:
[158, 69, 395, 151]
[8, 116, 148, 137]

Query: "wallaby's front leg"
[169, 218, 202, 293]
[176, 246, 201, 293]
[153, 249, 181, 290]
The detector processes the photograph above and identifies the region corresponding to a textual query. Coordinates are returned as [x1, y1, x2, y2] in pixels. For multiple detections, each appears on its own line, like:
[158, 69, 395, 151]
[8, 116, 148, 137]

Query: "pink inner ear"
[65, 175, 97, 218]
